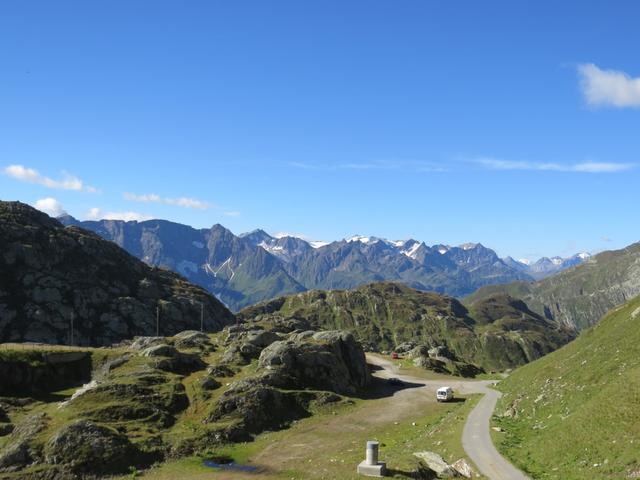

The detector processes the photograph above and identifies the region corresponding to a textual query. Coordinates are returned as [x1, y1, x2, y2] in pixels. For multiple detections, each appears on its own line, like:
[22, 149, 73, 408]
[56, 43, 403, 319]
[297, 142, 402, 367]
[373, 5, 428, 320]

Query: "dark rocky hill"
[0, 201, 234, 345]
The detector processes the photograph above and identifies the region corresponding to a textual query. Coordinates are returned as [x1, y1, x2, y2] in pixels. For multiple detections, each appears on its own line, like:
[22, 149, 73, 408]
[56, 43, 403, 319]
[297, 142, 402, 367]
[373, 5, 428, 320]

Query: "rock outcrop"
[0, 201, 235, 345]
[239, 283, 575, 372]
[44, 420, 138, 474]
[258, 330, 370, 395]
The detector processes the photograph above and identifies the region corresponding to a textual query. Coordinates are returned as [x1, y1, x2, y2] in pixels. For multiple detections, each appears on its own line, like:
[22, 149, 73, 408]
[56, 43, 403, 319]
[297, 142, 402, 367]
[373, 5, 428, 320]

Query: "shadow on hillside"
[356, 374, 426, 400]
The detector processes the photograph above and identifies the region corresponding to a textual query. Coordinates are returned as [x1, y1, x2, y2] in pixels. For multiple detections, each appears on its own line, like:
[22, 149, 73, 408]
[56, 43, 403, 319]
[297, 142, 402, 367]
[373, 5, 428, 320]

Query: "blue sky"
[1, 1, 639, 260]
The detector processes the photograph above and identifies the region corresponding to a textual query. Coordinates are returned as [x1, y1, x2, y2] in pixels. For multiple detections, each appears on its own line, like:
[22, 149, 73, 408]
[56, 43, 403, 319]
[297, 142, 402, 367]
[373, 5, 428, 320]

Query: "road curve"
[366, 355, 529, 480]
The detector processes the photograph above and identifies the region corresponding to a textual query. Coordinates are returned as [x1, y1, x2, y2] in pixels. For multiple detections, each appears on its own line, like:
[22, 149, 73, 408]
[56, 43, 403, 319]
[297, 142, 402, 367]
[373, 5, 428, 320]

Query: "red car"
[391, 352, 399, 360]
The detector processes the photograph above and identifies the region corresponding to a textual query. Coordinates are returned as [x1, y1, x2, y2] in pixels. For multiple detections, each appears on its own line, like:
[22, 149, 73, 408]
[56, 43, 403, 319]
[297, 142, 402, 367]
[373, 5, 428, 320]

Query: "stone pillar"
[366, 441, 379, 466]
[357, 440, 386, 477]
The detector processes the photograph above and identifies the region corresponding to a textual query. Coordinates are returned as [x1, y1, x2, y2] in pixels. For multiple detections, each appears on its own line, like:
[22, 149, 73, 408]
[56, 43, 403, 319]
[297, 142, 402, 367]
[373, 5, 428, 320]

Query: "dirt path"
[368, 355, 529, 480]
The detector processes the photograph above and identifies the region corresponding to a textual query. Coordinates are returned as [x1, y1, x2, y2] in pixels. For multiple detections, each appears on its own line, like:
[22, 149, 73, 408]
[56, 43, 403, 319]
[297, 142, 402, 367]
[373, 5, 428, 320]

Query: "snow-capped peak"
[309, 240, 330, 249]
[577, 252, 591, 260]
[517, 258, 532, 265]
[400, 241, 423, 260]
[550, 257, 564, 265]
[459, 242, 478, 251]
[345, 235, 383, 245]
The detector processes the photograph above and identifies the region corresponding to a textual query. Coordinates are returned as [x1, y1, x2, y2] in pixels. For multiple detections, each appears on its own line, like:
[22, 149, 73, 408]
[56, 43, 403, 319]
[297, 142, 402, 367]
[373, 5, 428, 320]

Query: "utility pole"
[156, 305, 160, 337]
[200, 302, 204, 332]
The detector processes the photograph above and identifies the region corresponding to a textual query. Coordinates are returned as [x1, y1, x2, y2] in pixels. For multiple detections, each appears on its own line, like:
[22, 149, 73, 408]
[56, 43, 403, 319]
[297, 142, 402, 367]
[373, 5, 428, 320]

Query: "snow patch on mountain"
[401, 242, 422, 259]
[258, 241, 284, 253]
[192, 241, 205, 249]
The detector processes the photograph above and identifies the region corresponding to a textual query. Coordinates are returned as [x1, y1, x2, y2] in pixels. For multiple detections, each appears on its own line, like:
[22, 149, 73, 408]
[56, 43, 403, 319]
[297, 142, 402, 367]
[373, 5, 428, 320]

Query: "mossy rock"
[44, 420, 138, 474]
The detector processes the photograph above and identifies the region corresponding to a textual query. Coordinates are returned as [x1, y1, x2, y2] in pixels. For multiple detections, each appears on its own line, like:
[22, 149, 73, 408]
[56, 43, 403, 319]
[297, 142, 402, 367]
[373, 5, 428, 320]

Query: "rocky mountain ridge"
[466, 241, 640, 330]
[58, 216, 590, 311]
[0, 201, 235, 345]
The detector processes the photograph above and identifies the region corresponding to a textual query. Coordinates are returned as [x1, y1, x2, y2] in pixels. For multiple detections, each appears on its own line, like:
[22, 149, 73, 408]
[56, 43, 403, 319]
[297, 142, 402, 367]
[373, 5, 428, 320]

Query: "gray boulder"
[221, 329, 282, 365]
[395, 341, 417, 354]
[207, 377, 314, 436]
[429, 345, 454, 360]
[140, 344, 177, 357]
[45, 420, 137, 474]
[174, 330, 213, 349]
[451, 458, 474, 478]
[258, 330, 370, 395]
[131, 336, 166, 351]
[206, 364, 237, 378]
[413, 451, 459, 478]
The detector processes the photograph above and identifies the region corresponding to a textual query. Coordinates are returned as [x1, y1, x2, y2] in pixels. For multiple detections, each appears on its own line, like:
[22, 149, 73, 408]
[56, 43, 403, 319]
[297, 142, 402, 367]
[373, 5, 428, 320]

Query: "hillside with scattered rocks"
[239, 282, 576, 372]
[0, 201, 234, 345]
[0, 318, 370, 479]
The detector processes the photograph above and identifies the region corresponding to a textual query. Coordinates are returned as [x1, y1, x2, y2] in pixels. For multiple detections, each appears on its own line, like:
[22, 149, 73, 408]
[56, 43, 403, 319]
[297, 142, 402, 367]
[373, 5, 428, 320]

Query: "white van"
[436, 386, 454, 402]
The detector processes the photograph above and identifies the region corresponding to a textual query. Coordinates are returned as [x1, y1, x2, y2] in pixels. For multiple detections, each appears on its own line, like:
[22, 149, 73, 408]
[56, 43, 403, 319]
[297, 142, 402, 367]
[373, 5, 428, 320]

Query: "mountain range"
[58, 215, 589, 311]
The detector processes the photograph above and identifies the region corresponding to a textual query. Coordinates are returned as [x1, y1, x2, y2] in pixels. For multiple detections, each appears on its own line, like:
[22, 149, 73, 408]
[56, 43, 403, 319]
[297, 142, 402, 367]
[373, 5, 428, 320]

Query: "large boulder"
[139, 344, 206, 374]
[221, 329, 282, 365]
[174, 330, 213, 350]
[258, 330, 370, 395]
[140, 344, 178, 357]
[206, 377, 314, 436]
[413, 355, 483, 378]
[44, 420, 137, 474]
[130, 336, 166, 351]
[413, 451, 460, 478]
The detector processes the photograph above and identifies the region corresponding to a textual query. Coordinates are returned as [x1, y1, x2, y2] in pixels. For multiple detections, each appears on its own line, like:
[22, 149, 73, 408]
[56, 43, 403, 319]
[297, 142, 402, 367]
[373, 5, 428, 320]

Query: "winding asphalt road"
[367, 355, 529, 480]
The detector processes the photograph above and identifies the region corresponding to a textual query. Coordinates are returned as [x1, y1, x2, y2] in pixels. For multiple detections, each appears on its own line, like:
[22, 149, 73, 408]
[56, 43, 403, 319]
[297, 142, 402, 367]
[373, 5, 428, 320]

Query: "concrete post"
[366, 441, 379, 466]
[357, 440, 386, 477]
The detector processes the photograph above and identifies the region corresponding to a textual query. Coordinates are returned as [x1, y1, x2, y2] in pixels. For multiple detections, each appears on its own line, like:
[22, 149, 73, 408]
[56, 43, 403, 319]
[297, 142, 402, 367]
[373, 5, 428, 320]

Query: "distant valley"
[59, 215, 589, 311]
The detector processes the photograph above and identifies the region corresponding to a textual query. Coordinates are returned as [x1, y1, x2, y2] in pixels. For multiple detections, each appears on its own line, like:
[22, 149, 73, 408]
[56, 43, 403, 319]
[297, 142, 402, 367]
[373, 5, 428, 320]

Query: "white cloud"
[223, 211, 241, 217]
[123, 192, 161, 203]
[86, 207, 152, 222]
[165, 197, 210, 210]
[33, 197, 66, 217]
[477, 157, 633, 173]
[578, 63, 640, 108]
[4, 164, 98, 192]
[124, 192, 210, 210]
[289, 160, 446, 172]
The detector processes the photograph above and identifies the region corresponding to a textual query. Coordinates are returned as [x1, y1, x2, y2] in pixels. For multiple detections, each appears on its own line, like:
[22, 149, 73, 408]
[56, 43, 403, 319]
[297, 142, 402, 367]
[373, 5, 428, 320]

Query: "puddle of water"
[203, 459, 259, 473]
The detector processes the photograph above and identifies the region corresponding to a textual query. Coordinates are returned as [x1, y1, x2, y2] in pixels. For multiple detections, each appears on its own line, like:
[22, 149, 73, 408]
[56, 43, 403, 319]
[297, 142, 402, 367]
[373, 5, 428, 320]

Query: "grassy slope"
[118, 358, 484, 480]
[493, 295, 640, 479]
[240, 282, 574, 372]
[466, 242, 640, 331]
